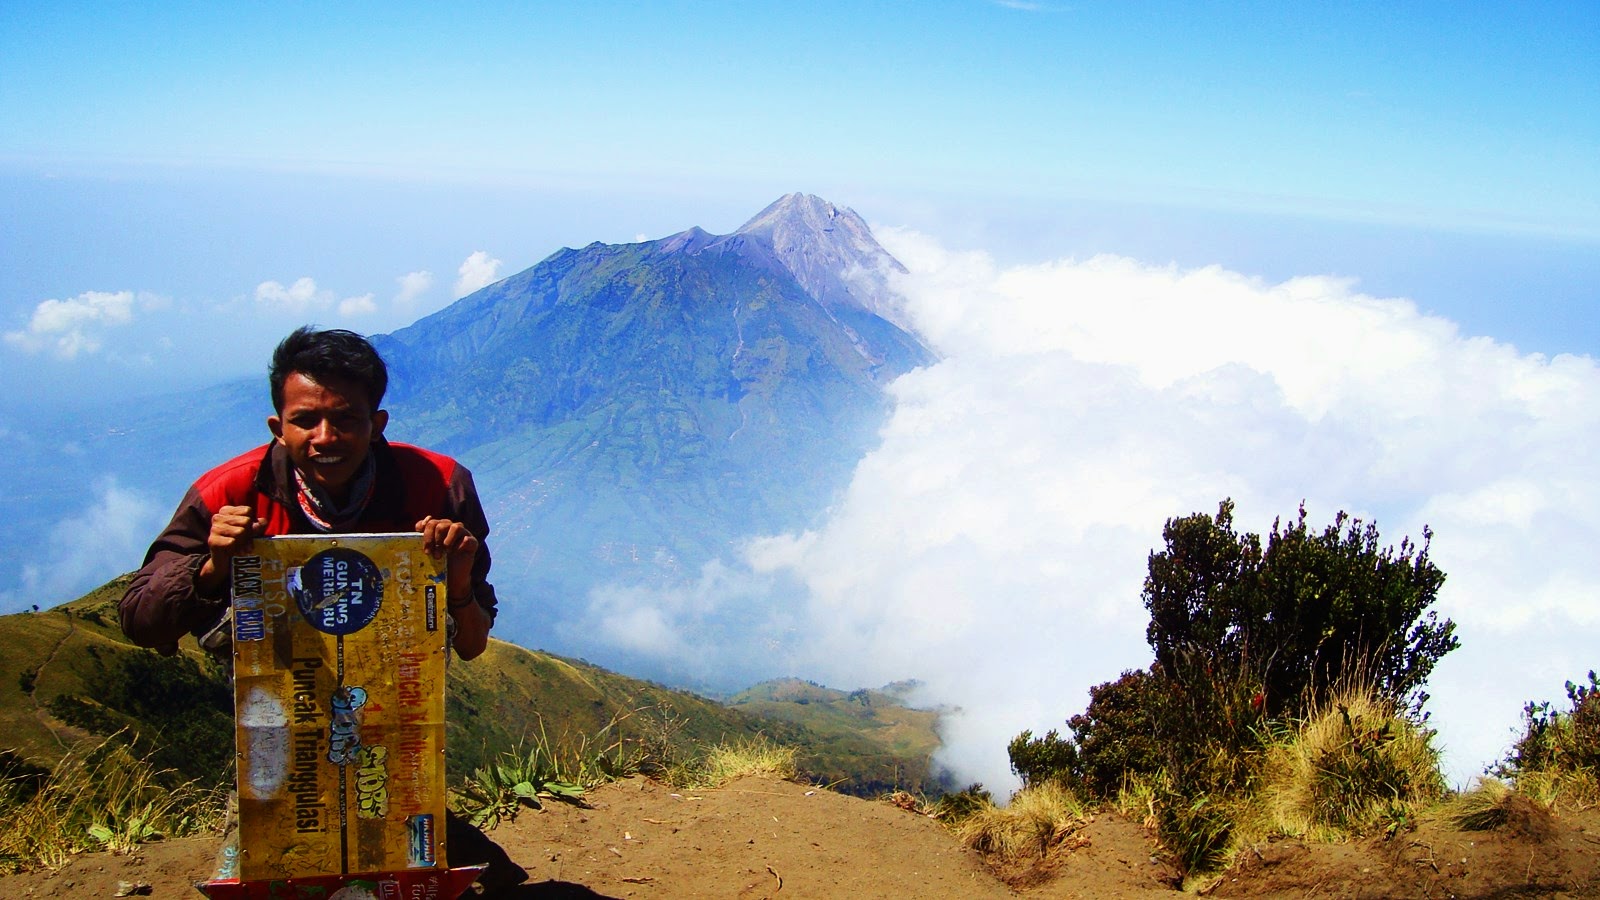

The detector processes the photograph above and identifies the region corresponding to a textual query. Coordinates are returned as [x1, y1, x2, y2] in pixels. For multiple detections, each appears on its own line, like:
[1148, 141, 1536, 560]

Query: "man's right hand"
[196, 505, 266, 597]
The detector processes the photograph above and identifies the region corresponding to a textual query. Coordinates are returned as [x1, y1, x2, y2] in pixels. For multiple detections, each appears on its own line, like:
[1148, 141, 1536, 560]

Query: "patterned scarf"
[292, 453, 378, 532]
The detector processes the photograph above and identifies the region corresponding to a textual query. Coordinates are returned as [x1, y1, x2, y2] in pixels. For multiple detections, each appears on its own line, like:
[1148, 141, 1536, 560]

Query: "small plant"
[454, 729, 587, 829]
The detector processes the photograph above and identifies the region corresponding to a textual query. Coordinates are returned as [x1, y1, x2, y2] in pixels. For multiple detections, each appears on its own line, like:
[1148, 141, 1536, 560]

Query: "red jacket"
[119, 438, 497, 654]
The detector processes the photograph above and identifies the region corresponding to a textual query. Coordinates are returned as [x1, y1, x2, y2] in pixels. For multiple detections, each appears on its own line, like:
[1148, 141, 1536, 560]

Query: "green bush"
[1007, 500, 1457, 876]
[1007, 729, 1078, 790]
[1144, 499, 1456, 720]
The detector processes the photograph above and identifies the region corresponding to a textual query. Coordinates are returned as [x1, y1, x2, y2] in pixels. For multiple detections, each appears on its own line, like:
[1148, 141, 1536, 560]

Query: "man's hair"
[269, 327, 389, 412]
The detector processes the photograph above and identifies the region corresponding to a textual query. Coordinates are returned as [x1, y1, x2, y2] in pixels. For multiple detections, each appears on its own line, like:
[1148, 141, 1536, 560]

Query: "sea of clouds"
[583, 226, 1599, 792]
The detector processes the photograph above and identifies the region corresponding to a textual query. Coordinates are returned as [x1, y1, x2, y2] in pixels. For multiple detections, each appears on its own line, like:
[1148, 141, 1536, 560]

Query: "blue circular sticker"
[291, 548, 383, 635]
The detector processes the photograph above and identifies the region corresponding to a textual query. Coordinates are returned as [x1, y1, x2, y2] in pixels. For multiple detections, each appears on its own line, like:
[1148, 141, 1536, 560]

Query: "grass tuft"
[1258, 689, 1443, 841]
[955, 781, 1088, 863]
[672, 737, 799, 789]
[1434, 778, 1517, 831]
[1509, 767, 1599, 810]
[1112, 773, 1160, 830]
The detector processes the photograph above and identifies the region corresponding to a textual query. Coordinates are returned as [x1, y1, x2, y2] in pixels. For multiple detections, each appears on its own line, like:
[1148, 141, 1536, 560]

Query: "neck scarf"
[293, 453, 378, 533]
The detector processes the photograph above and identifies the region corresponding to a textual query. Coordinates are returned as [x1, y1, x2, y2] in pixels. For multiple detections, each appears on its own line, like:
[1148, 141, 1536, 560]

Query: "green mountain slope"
[0, 579, 946, 798]
[729, 678, 946, 794]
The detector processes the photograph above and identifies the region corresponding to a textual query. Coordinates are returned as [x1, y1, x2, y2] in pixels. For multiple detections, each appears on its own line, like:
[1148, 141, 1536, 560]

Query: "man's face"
[268, 371, 389, 501]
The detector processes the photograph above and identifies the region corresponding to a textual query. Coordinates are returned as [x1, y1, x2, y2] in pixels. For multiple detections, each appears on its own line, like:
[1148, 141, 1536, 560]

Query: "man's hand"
[416, 516, 489, 660]
[416, 516, 479, 587]
[196, 505, 266, 597]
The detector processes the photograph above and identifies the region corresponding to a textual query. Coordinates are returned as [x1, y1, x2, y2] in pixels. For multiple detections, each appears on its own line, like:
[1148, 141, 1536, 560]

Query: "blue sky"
[1, 2, 1598, 787]
[5, 1, 1593, 231]
[2, 1, 1595, 400]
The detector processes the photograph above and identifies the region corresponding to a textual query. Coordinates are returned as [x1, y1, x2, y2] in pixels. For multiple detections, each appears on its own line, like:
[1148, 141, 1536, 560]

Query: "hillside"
[0, 579, 946, 797]
[728, 678, 945, 795]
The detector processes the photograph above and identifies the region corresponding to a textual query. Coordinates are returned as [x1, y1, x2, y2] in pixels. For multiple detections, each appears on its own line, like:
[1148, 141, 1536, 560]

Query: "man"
[120, 326, 493, 659]
[119, 326, 524, 894]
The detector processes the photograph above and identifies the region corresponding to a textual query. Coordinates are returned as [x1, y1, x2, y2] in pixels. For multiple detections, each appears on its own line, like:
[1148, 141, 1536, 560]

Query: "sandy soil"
[2, 776, 1595, 899]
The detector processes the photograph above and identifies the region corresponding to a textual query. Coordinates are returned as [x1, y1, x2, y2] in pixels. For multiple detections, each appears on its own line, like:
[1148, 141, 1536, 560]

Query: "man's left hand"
[416, 515, 489, 660]
[416, 516, 478, 596]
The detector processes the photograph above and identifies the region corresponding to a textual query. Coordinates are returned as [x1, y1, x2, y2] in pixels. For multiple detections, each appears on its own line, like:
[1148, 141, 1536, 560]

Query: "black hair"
[269, 327, 388, 412]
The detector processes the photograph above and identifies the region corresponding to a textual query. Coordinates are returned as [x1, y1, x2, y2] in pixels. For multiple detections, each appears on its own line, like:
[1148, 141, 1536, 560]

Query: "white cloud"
[4, 290, 152, 358]
[256, 277, 380, 320]
[0, 479, 165, 613]
[455, 251, 503, 297]
[394, 270, 434, 312]
[255, 276, 329, 310]
[339, 293, 377, 317]
[582, 229, 1600, 794]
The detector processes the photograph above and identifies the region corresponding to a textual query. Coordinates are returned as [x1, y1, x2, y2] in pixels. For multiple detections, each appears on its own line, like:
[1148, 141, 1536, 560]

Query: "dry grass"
[1513, 766, 1600, 810]
[671, 737, 799, 789]
[955, 781, 1088, 863]
[1112, 774, 1161, 829]
[1432, 777, 1518, 830]
[1256, 689, 1444, 842]
[0, 737, 225, 872]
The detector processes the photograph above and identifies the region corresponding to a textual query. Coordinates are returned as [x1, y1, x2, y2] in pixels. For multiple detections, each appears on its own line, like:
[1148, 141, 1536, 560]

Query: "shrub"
[1064, 668, 1169, 797]
[929, 783, 992, 823]
[1004, 500, 1457, 877]
[47, 650, 234, 790]
[1144, 499, 1456, 720]
[1007, 729, 1078, 790]
[1497, 671, 1600, 807]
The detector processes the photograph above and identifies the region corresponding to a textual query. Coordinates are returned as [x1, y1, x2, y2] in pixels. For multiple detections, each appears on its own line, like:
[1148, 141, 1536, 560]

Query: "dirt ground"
[2, 776, 1596, 899]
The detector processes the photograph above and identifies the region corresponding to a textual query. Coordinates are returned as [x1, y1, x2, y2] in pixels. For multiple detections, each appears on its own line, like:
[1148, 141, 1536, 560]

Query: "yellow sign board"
[230, 533, 449, 881]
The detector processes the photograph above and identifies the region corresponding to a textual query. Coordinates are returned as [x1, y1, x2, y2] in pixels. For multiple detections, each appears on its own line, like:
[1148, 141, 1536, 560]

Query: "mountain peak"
[735, 193, 856, 237]
[727, 193, 914, 334]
